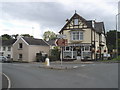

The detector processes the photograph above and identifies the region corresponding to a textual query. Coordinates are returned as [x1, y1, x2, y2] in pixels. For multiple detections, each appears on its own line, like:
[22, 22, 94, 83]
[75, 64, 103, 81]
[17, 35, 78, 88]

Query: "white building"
[0, 39, 16, 59]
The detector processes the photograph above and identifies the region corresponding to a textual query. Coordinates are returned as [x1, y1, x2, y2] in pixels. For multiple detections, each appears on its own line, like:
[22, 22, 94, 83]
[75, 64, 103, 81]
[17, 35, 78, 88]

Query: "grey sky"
[0, 0, 119, 38]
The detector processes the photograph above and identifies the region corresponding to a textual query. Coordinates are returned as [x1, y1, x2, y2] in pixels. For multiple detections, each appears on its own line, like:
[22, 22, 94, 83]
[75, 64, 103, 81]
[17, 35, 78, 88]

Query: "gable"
[13, 37, 29, 46]
[59, 13, 90, 33]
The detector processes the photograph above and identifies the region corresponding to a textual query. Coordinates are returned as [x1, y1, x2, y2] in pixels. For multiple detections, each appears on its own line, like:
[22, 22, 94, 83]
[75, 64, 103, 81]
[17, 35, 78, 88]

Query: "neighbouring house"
[46, 40, 56, 49]
[13, 36, 50, 62]
[0, 39, 16, 59]
[59, 12, 108, 60]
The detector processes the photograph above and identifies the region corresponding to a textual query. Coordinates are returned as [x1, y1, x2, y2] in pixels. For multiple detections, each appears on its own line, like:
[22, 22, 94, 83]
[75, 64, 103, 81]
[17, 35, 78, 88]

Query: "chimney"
[66, 19, 69, 23]
[17, 35, 22, 40]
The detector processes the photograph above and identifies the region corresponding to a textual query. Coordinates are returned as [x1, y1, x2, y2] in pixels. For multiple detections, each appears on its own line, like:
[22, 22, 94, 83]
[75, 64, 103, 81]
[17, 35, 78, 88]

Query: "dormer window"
[18, 43, 23, 49]
[74, 19, 79, 25]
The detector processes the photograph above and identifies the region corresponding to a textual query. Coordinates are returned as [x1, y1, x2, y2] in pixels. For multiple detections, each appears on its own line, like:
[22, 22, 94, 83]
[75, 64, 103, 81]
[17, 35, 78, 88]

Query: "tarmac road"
[2, 63, 118, 88]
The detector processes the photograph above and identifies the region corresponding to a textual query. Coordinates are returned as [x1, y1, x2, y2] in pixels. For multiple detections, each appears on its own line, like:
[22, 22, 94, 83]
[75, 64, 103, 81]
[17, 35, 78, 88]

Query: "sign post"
[55, 35, 68, 66]
[60, 47, 63, 66]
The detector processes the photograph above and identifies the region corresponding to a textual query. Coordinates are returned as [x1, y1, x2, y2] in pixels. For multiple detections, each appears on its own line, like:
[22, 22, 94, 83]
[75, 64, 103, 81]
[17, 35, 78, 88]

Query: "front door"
[76, 46, 81, 60]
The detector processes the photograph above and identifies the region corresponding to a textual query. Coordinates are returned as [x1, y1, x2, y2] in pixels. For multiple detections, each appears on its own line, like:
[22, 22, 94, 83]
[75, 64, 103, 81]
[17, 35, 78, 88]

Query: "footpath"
[37, 60, 94, 70]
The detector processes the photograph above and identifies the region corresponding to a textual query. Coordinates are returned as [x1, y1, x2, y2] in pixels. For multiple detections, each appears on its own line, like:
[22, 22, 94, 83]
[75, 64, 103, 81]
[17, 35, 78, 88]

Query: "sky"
[0, 0, 119, 39]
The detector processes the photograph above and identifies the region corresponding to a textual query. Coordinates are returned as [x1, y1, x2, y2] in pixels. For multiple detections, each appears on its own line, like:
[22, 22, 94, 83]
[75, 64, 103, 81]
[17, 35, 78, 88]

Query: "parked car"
[0, 56, 11, 63]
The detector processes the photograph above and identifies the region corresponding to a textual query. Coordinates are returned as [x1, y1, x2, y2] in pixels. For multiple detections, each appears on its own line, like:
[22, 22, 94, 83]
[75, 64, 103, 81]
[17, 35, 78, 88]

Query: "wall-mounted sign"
[57, 34, 66, 39]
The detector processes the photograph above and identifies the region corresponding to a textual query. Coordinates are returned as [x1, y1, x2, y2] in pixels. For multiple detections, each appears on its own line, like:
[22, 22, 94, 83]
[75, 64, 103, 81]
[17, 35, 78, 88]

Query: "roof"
[59, 12, 105, 34]
[94, 22, 105, 34]
[46, 40, 56, 46]
[2, 39, 16, 46]
[86, 20, 93, 28]
[59, 13, 87, 33]
[23, 37, 49, 46]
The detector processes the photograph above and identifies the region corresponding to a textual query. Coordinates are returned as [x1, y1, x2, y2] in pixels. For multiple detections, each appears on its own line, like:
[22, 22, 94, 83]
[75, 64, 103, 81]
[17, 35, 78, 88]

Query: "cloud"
[0, 0, 119, 38]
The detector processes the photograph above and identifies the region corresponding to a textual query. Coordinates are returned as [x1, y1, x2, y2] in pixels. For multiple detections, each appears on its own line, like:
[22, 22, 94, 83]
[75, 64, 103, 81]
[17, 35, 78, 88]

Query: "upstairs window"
[74, 19, 79, 25]
[71, 31, 83, 41]
[8, 47, 11, 51]
[18, 43, 23, 49]
[3, 47, 6, 51]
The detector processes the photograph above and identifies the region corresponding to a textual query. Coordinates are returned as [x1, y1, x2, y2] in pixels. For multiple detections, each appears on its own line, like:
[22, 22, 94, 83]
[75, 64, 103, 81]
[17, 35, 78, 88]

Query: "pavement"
[30, 60, 94, 70]
[30, 60, 118, 70]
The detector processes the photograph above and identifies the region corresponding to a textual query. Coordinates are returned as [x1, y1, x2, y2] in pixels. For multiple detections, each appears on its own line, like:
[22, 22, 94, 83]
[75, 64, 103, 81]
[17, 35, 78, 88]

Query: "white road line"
[81, 65, 86, 67]
[2, 73, 11, 89]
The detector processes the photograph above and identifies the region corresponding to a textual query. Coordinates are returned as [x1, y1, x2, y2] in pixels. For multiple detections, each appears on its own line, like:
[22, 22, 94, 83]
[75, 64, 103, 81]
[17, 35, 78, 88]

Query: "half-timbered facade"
[59, 12, 107, 60]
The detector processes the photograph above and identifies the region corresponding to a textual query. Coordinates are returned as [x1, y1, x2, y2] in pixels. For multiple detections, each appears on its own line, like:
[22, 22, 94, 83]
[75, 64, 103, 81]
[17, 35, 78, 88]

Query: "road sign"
[57, 34, 66, 39]
[55, 39, 68, 47]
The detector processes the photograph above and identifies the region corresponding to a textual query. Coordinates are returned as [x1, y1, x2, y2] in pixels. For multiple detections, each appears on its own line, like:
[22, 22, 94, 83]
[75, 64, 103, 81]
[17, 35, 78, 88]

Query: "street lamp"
[116, 13, 120, 58]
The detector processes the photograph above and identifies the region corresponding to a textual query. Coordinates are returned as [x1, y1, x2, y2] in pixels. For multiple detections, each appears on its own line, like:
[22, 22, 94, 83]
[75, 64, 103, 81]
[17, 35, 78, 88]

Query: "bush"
[49, 47, 60, 61]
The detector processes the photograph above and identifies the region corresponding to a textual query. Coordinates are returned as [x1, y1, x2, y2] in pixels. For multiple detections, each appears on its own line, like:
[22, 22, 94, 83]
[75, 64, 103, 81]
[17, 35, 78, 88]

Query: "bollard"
[45, 58, 50, 66]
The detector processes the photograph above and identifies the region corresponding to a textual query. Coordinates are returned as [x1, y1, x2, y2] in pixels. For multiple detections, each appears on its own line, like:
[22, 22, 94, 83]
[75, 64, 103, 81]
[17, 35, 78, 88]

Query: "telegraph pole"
[116, 13, 120, 58]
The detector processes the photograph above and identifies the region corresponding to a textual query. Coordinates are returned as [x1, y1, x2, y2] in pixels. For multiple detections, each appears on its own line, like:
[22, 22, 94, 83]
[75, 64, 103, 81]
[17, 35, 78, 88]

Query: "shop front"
[63, 44, 92, 60]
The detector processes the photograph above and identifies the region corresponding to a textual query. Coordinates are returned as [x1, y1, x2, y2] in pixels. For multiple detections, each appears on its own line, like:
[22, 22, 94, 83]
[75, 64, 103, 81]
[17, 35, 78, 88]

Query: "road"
[2, 63, 118, 88]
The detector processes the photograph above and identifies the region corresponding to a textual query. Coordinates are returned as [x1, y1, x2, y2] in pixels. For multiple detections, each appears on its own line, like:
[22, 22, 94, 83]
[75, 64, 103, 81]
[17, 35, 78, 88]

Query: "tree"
[49, 46, 60, 61]
[11, 34, 33, 39]
[106, 30, 120, 55]
[43, 31, 57, 41]
[21, 34, 33, 38]
[1, 34, 12, 40]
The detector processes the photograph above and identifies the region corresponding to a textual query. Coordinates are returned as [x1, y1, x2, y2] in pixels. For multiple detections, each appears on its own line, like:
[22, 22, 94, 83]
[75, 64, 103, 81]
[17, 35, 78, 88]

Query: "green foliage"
[49, 47, 60, 61]
[21, 34, 33, 38]
[43, 31, 57, 41]
[1, 34, 12, 40]
[106, 30, 120, 55]
[36, 52, 43, 62]
[1, 34, 34, 40]
[112, 55, 120, 61]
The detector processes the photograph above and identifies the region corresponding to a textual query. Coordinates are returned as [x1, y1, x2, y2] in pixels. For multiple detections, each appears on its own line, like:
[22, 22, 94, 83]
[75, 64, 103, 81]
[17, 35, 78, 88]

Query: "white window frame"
[71, 31, 83, 41]
[8, 47, 11, 51]
[64, 46, 71, 51]
[3, 47, 6, 51]
[74, 19, 79, 25]
[84, 46, 90, 51]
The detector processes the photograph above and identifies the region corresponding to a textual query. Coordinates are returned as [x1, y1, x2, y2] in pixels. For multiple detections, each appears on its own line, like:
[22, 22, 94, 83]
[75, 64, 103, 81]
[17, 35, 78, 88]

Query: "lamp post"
[116, 13, 120, 58]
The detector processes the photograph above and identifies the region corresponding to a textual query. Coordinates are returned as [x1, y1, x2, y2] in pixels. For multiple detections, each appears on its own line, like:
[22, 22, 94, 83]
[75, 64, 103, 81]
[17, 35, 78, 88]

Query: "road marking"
[81, 65, 86, 67]
[73, 66, 78, 68]
[2, 73, 11, 89]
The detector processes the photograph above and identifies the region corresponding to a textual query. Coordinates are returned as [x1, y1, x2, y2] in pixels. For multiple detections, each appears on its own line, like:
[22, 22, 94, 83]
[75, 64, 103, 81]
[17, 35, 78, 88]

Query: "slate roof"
[59, 13, 105, 34]
[23, 37, 49, 46]
[94, 22, 105, 34]
[59, 13, 87, 33]
[2, 39, 16, 46]
[46, 40, 56, 46]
